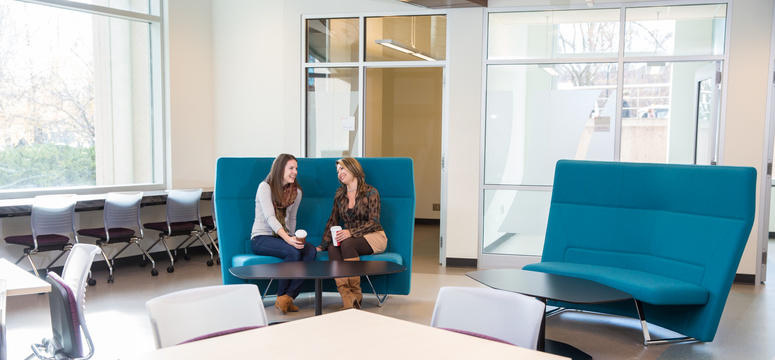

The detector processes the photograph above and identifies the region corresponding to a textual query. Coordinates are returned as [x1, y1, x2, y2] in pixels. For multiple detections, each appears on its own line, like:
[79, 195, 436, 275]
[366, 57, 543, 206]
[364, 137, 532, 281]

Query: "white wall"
[167, 0, 216, 188]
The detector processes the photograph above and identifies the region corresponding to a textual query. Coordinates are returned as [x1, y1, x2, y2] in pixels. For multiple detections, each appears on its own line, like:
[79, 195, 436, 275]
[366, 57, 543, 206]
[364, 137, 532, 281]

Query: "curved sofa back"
[214, 157, 415, 291]
[542, 159, 756, 341]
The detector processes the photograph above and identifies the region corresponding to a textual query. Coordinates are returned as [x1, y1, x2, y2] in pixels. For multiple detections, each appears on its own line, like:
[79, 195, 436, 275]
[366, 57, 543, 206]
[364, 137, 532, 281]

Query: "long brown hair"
[337, 157, 367, 196]
[266, 154, 301, 203]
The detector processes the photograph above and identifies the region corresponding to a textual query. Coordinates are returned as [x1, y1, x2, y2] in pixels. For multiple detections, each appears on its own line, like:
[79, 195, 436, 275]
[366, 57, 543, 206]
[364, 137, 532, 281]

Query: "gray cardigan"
[250, 181, 302, 239]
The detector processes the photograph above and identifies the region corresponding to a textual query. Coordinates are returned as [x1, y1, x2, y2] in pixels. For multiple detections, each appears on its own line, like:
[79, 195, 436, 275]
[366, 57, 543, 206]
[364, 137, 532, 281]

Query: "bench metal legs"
[634, 300, 697, 346]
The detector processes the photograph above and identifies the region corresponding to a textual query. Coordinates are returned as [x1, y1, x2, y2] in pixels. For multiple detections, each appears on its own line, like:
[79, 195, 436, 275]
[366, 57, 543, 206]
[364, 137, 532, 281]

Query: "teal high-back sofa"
[214, 157, 415, 296]
[523, 160, 756, 342]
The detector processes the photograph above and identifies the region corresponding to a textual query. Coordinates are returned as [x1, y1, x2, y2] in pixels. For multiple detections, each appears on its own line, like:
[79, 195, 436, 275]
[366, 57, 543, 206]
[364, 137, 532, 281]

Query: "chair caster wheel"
[184, 254, 191, 261]
[206, 259, 214, 267]
[167, 266, 175, 273]
[151, 268, 159, 276]
[87, 278, 97, 286]
[107, 276, 114, 283]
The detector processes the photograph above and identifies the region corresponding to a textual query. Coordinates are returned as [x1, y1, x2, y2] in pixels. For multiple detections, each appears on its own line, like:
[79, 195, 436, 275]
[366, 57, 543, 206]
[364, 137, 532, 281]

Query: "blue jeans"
[250, 235, 317, 298]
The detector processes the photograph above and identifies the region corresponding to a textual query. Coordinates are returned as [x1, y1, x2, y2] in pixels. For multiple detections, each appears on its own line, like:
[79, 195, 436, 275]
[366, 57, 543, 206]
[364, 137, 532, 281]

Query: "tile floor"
[5, 227, 774, 359]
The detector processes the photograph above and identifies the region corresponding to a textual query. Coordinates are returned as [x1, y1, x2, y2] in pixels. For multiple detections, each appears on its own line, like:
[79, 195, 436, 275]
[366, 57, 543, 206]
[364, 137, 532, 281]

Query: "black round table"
[467, 269, 631, 360]
[230, 260, 406, 315]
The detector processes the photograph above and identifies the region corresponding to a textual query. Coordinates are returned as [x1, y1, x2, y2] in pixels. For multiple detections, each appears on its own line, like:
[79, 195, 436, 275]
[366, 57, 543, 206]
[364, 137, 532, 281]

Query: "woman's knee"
[302, 243, 317, 260]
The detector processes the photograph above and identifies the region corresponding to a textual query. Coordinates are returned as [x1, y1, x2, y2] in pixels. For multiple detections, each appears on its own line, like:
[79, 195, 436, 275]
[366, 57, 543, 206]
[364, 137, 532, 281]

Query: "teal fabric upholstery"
[215, 157, 415, 296]
[523, 160, 755, 342]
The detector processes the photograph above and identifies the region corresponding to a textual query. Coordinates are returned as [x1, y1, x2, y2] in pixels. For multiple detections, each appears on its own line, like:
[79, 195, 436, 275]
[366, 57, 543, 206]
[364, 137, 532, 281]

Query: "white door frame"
[300, 12, 450, 264]
[756, 2, 775, 285]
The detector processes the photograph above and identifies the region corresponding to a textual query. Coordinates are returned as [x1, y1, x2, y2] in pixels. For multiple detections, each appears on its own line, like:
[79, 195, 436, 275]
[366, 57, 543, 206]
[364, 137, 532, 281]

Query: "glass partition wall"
[481, 4, 728, 267]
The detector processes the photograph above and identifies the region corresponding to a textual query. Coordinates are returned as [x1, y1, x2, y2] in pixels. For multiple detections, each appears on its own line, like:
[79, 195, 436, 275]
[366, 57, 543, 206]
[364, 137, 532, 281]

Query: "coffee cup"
[294, 229, 307, 243]
[330, 226, 342, 246]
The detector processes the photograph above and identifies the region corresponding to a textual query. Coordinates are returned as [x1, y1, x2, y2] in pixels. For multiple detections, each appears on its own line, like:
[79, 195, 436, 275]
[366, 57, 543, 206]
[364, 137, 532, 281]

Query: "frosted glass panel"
[625, 4, 726, 57]
[483, 189, 551, 256]
[485, 63, 617, 186]
[306, 68, 360, 158]
[488, 9, 620, 60]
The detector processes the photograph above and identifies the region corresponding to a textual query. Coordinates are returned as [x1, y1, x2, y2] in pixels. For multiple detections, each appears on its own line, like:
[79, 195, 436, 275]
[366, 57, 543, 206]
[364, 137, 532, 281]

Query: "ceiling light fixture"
[376, 39, 437, 61]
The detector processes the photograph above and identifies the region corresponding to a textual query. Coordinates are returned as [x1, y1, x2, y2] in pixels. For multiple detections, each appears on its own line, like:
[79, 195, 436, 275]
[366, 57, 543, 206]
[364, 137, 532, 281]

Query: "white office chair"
[430, 286, 545, 349]
[28, 244, 100, 360]
[146, 284, 268, 348]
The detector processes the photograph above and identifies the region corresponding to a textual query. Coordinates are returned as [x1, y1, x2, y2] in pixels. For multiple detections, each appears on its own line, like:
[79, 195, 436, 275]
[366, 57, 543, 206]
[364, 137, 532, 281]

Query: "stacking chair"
[146, 284, 267, 348]
[27, 244, 99, 360]
[430, 286, 546, 349]
[5, 195, 78, 278]
[143, 189, 214, 273]
[78, 192, 158, 283]
[182, 200, 219, 264]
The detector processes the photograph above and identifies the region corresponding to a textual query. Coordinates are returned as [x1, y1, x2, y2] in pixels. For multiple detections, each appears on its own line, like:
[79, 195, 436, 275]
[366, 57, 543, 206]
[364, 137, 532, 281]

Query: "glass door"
[694, 63, 721, 165]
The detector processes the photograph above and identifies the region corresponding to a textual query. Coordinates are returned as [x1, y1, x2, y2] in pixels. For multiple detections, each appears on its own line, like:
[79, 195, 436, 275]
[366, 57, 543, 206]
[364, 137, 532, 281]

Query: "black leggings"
[328, 236, 374, 260]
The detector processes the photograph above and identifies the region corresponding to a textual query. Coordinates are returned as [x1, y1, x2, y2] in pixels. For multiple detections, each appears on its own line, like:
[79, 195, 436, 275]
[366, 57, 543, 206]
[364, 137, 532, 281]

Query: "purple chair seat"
[177, 326, 263, 345]
[143, 221, 197, 236]
[439, 328, 513, 345]
[4, 234, 70, 251]
[77, 227, 136, 242]
[201, 216, 215, 230]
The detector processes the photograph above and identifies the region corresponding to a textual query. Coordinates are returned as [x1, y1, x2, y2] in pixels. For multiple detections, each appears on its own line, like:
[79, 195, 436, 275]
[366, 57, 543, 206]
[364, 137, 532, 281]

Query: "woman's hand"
[285, 236, 304, 250]
[316, 246, 324, 252]
[335, 229, 352, 242]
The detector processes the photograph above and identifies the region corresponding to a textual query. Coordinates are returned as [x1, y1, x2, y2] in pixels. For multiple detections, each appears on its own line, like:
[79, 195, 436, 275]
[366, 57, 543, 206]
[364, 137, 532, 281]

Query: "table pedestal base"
[545, 339, 592, 360]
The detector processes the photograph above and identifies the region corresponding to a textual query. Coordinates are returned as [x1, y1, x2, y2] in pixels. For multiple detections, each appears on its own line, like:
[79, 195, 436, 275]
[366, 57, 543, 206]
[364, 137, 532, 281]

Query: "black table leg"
[314, 278, 322, 316]
[538, 298, 546, 351]
[539, 302, 593, 360]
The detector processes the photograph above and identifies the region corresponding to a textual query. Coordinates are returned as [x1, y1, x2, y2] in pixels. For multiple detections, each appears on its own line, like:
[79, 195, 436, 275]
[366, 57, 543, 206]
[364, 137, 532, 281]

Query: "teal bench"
[215, 157, 415, 301]
[523, 160, 755, 344]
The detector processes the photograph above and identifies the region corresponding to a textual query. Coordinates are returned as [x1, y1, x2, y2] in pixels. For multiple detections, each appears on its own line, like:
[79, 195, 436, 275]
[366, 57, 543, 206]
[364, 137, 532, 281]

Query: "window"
[0, 0, 164, 194]
[303, 15, 446, 158]
[482, 4, 727, 260]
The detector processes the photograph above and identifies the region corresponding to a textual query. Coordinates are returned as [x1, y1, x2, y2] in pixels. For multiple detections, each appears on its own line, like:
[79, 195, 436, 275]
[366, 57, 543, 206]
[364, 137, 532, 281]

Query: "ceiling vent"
[399, 0, 487, 8]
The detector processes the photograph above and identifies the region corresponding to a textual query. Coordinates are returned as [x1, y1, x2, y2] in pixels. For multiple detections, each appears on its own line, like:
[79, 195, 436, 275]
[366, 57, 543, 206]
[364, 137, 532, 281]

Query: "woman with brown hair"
[319, 157, 387, 309]
[250, 154, 316, 314]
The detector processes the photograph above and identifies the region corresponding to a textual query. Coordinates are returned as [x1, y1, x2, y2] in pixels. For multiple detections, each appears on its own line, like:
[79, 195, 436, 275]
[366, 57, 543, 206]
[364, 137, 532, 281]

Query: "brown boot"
[287, 297, 299, 312]
[274, 294, 291, 314]
[335, 277, 356, 310]
[349, 276, 363, 309]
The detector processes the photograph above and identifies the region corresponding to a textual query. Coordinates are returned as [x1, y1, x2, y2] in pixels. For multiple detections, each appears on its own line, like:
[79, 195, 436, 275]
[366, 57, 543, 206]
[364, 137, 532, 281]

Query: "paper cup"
[294, 229, 307, 243]
[330, 226, 342, 246]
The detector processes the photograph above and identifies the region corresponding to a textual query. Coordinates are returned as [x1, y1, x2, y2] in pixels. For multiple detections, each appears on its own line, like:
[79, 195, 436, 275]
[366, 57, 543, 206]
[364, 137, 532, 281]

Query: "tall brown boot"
[344, 257, 362, 309]
[335, 277, 355, 310]
[349, 276, 362, 309]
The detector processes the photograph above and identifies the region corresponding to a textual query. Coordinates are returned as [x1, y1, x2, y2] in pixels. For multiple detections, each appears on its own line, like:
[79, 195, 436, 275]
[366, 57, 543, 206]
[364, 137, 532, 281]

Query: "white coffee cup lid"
[295, 229, 307, 237]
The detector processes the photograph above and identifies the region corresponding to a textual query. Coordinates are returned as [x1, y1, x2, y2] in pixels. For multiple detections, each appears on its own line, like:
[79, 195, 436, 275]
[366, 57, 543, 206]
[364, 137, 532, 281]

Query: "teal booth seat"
[215, 157, 415, 296]
[523, 160, 755, 342]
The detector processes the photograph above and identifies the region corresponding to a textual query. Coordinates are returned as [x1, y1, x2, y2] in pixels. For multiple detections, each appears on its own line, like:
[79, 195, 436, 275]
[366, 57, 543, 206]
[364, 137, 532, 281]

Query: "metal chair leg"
[134, 240, 158, 276]
[634, 299, 697, 345]
[158, 235, 175, 273]
[25, 254, 40, 278]
[99, 247, 113, 280]
[44, 249, 69, 272]
[204, 231, 219, 255]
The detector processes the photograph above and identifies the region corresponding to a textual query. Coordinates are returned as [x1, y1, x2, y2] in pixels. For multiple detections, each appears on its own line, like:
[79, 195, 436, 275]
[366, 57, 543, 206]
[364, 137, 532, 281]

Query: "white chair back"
[61, 244, 100, 311]
[430, 286, 545, 349]
[146, 284, 267, 349]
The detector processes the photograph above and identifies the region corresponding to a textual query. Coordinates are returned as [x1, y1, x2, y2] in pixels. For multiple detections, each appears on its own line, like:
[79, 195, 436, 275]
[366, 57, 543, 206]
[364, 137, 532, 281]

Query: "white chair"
[430, 286, 545, 349]
[27, 244, 100, 360]
[145, 284, 268, 349]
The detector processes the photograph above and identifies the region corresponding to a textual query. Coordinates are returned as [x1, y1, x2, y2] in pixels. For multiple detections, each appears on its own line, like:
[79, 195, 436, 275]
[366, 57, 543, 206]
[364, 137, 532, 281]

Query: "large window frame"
[479, 1, 731, 268]
[0, 0, 166, 199]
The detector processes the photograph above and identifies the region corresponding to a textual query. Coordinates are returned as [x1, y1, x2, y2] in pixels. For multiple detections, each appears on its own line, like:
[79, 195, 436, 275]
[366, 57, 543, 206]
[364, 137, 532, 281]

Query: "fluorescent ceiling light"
[375, 39, 437, 61]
